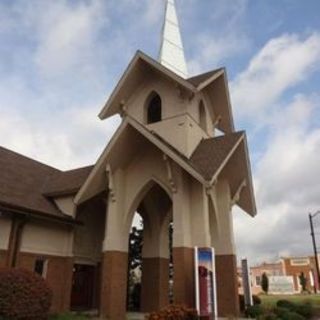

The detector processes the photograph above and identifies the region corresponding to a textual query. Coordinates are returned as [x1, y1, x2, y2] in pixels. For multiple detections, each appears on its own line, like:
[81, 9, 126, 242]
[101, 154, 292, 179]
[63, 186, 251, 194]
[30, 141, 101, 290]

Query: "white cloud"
[231, 33, 320, 120]
[234, 94, 320, 264]
[33, 0, 107, 76]
[0, 101, 120, 170]
[230, 32, 320, 264]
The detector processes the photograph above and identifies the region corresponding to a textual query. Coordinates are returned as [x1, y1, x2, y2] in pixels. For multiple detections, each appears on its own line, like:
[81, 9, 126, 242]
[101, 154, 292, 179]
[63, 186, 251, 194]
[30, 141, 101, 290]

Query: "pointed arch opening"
[146, 92, 162, 124]
[199, 100, 207, 132]
[126, 180, 173, 313]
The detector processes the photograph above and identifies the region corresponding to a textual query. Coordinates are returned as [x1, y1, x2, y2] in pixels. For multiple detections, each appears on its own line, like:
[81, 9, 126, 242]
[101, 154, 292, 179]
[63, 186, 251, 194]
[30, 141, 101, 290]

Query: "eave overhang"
[98, 51, 235, 135]
[98, 51, 196, 120]
[0, 201, 81, 226]
[75, 116, 256, 217]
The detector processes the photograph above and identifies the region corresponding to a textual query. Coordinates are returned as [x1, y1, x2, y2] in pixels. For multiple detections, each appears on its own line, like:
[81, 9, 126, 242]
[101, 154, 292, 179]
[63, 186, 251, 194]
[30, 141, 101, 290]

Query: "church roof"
[187, 69, 224, 87]
[0, 146, 87, 223]
[75, 117, 256, 216]
[98, 51, 234, 133]
[0, 114, 255, 218]
[190, 132, 243, 180]
[43, 165, 93, 197]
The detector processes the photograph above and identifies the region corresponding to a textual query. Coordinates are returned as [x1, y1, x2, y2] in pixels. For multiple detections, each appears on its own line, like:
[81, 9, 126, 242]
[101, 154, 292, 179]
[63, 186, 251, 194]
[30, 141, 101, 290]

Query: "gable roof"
[0, 147, 59, 216]
[0, 147, 89, 223]
[43, 165, 93, 197]
[98, 51, 196, 120]
[190, 132, 243, 180]
[98, 51, 234, 133]
[75, 116, 256, 216]
[187, 68, 224, 88]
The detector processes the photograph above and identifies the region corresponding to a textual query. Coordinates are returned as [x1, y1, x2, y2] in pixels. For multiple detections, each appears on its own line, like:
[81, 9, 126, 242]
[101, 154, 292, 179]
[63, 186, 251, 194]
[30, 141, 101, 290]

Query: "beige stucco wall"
[20, 221, 73, 257]
[54, 196, 75, 217]
[148, 114, 208, 157]
[210, 180, 236, 255]
[124, 76, 215, 157]
[103, 142, 171, 253]
[102, 137, 219, 254]
[127, 76, 193, 123]
[0, 217, 11, 250]
[73, 200, 105, 264]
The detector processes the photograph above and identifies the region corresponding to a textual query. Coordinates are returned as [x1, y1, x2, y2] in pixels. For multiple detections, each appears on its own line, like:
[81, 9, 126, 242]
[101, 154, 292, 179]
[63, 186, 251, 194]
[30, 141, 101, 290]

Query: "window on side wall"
[34, 258, 48, 278]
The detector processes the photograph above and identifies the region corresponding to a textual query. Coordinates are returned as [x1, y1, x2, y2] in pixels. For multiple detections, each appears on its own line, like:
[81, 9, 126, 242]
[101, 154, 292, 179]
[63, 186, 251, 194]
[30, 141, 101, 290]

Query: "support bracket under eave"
[231, 179, 247, 207]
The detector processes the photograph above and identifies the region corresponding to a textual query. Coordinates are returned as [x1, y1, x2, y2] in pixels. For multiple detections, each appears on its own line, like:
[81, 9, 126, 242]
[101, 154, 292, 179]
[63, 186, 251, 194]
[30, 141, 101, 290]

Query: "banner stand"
[194, 247, 218, 319]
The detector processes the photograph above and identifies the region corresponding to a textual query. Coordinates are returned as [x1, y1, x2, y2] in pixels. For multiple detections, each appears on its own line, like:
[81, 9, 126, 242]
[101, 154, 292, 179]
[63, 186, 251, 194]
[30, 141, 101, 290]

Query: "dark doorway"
[71, 264, 96, 310]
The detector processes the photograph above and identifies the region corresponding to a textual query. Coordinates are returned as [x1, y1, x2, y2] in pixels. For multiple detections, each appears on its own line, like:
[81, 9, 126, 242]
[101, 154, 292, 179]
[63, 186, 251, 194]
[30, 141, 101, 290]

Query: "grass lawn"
[260, 294, 320, 308]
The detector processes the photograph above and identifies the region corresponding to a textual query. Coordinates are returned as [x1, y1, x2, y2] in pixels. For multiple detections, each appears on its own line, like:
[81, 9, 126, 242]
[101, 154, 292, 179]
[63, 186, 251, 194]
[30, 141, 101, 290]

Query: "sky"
[0, 0, 320, 265]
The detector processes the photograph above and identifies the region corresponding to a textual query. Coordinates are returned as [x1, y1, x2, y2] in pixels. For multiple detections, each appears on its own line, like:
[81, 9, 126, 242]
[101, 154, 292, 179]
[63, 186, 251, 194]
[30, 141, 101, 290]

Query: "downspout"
[7, 215, 27, 268]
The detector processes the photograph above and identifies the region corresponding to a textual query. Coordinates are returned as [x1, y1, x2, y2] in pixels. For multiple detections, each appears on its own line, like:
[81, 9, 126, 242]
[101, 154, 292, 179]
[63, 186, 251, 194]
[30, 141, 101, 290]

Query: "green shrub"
[0, 268, 52, 320]
[246, 304, 264, 318]
[294, 303, 312, 319]
[276, 300, 296, 311]
[281, 311, 305, 320]
[274, 306, 291, 318]
[239, 294, 262, 312]
[275, 300, 312, 319]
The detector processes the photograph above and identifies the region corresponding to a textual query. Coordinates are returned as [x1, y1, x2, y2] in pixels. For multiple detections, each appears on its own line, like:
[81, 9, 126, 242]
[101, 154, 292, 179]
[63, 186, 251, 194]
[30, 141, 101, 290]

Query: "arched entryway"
[127, 181, 172, 313]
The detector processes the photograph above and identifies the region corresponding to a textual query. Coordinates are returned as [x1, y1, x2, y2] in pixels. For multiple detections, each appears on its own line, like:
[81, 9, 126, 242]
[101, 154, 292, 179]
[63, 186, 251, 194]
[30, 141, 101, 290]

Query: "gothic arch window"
[146, 92, 162, 124]
[199, 100, 207, 132]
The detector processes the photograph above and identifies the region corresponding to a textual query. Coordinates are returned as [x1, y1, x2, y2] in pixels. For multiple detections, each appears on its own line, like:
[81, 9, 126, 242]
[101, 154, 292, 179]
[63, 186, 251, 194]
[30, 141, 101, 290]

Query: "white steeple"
[159, 0, 188, 78]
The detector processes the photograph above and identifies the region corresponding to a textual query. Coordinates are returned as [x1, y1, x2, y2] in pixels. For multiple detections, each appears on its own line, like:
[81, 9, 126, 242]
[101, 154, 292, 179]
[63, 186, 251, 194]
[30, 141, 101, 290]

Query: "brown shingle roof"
[187, 68, 224, 87]
[0, 147, 62, 217]
[43, 166, 93, 196]
[0, 147, 92, 220]
[190, 132, 244, 180]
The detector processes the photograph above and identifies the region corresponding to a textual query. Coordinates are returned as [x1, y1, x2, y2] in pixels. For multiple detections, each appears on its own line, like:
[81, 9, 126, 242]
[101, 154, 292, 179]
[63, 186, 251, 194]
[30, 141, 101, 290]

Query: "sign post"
[241, 258, 253, 308]
[195, 247, 217, 319]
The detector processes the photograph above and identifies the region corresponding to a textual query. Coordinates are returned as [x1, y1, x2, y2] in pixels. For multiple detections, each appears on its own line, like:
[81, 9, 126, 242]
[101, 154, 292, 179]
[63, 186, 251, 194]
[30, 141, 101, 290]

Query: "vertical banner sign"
[195, 247, 217, 319]
[241, 258, 253, 307]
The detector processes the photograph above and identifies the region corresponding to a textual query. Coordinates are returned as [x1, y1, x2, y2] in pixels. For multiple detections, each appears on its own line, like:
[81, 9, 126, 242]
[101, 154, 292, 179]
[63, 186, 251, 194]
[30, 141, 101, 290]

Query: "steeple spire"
[159, 0, 188, 78]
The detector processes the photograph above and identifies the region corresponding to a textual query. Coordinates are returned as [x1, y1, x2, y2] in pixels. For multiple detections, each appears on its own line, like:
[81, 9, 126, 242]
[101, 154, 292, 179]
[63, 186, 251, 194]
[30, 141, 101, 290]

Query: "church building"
[0, 1, 256, 319]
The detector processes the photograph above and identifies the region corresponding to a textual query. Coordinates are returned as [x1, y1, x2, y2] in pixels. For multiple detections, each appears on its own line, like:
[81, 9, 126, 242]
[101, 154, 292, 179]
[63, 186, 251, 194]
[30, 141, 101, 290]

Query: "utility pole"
[309, 212, 320, 294]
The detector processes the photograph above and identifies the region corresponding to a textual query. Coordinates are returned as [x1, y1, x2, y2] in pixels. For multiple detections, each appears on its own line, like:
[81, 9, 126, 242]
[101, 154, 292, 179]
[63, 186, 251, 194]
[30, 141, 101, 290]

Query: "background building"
[238, 255, 320, 295]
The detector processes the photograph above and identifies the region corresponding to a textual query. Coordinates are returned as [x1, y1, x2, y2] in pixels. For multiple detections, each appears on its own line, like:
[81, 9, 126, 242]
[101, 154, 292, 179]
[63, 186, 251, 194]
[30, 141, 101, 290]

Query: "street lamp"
[309, 211, 320, 294]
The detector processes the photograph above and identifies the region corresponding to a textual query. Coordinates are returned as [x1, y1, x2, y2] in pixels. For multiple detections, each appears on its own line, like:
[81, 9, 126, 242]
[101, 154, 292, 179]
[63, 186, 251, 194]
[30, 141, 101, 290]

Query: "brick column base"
[173, 247, 195, 308]
[0, 250, 7, 268]
[215, 254, 239, 317]
[141, 257, 169, 312]
[100, 251, 128, 320]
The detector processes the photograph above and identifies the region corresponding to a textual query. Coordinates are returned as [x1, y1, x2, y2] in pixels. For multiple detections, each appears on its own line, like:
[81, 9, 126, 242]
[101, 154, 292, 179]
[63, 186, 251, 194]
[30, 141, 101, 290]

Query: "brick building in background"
[239, 256, 320, 295]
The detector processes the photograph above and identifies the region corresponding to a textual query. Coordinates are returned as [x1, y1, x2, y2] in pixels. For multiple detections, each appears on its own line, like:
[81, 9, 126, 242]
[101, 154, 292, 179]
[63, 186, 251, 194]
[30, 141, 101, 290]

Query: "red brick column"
[0, 250, 8, 268]
[215, 254, 239, 317]
[141, 257, 169, 312]
[173, 247, 195, 308]
[100, 251, 128, 320]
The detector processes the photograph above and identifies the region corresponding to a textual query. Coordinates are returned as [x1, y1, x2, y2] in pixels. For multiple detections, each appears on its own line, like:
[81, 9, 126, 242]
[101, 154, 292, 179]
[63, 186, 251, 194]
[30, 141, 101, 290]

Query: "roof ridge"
[61, 164, 94, 174]
[0, 146, 61, 172]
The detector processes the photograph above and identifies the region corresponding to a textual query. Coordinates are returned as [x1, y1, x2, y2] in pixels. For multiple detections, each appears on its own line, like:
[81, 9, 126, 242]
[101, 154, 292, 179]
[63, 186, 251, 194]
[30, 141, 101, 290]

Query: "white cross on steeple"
[159, 0, 188, 78]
